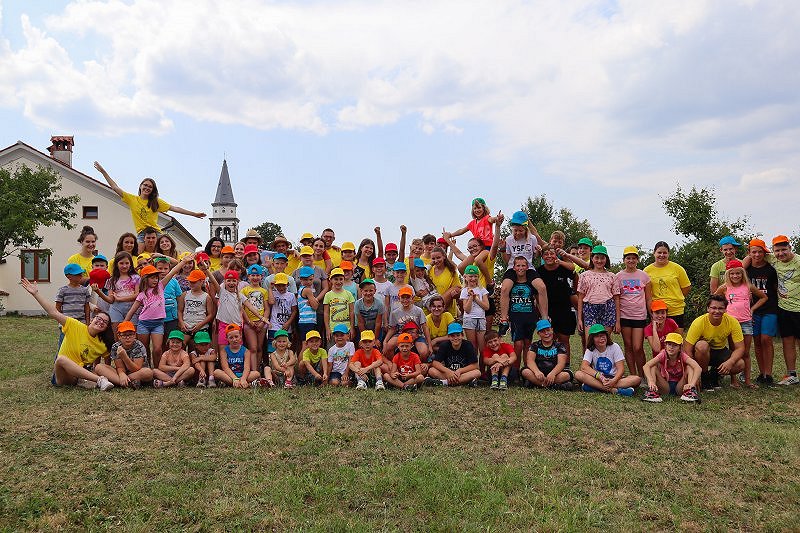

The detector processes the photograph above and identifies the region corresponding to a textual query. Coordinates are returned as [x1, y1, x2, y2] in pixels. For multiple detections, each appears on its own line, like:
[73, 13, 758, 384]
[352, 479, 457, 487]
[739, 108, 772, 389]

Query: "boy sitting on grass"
[328, 324, 355, 387]
[350, 330, 385, 390]
[642, 332, 701, 403]
[190, 330, 217, 388]
[384, 332, 424, 391]
[482, 330, 517, 390]
[521, 319, 573, 391]
[424, 323, 481, 387]
[212, 324, 262, 388]
[299, 330, 329, 385]
[95, 320, 153, 389]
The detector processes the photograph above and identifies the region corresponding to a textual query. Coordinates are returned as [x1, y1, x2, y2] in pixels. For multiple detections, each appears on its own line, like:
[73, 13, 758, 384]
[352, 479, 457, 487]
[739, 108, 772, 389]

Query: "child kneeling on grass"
[95, 320, 153, 389]
[190, 331, 217, 388]
[299, 330, 329, 386]
[575, 324, 640, 396]
[424, 323, 482, 387]
[350, 330, 385, 390]
[213, 324, 264, 388]
[521, 319, 573, 391]
[153, 330, 195, 387]
[642, 332, 702, 403]
[384, 332, 424, 391]
[269, 329, 297, 389]
[482, 330, 517, 391]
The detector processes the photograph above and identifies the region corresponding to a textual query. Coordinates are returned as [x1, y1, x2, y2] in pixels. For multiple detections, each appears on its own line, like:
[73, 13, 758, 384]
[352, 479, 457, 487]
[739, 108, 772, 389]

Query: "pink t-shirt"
[615, 269, 650, 320]
[577, 270, 619, 304]
[654, 349, 690, 382]
[724, 283, 752, 323]
[113, 274, 140, 300]
[467, 216, 493, 247]
[135, 281, 166, 321]
[644, 318, 679, 347]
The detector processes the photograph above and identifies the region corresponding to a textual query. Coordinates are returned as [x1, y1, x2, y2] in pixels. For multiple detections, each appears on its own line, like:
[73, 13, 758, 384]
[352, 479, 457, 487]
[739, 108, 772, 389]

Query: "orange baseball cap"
[186, 269, 206, 282]
[398, 286, 413, 297]
[225, 323, 241, 334]
[117, 321, 135, 333]
[772, 235, 790, 246]
[340, 260, 354, 270]
[650, 300, 668, 312]
[398, 332, 414, 343]
[221, 245, 235, 255]
[140, 265, 158, 276]
[749, 238, 770, 252]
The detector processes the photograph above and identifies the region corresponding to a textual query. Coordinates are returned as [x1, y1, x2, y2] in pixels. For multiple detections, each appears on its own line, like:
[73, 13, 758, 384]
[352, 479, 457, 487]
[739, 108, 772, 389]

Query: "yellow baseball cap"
[341, 242, 356, 251]
[665, 332, 683, 345]
[299, 246, 314, 256]
[274, 273, 289, 285]
[300, 232, 314, 241]
[360, 330, 375, 341]
[330, 268, 345, 277]
[305, 330, 321, 341]
[622, 246, 639, 257]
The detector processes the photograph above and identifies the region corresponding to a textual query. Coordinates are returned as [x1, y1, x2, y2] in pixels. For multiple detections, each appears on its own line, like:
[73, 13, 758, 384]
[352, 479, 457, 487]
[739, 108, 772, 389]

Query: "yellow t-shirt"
[285, 253, 302, 276]
[426, 312, 455, 339]
[478, 255, 496, 288]
[328, 248, 342, 268]
[59, 317, 109, 366]
[66, 253, 94, 276]
[430, 266, 461, 315]
[121, 191, 170, 234]
[643, 261, 691, 315]
[685, 313, 744, 350]
[241, 286, 269, 321]
[209, 256, 222, 273]
[313, 258, 328, 272]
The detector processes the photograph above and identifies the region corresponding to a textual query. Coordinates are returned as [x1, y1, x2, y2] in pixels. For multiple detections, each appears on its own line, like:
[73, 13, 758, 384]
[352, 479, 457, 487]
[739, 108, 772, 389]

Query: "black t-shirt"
[509, 270, 539, 316]
[747, 263, 779, 315]
[434, 340, 478, 370]
[538, 265, 574, 314]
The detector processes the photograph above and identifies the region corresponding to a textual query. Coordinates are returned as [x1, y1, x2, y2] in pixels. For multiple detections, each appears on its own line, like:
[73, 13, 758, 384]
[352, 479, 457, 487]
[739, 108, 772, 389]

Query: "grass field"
[1, 315, 799, 531]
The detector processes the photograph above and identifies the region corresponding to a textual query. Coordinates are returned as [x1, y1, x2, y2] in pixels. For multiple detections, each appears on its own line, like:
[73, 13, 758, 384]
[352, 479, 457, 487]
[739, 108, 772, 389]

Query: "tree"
[253, 221, 284, 248]
[0, 165, 80, 262]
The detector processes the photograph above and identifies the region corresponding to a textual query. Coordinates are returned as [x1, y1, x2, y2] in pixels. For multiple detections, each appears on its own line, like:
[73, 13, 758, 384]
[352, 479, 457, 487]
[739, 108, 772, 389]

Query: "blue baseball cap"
[272, 253, 287, 261]
[719, 236, 741, 247]
[91, 254, 108, 263]
[413, 258, 425, 268]
[63, 263, 84, 276]
[536, 319, 552, 331]
[393, 262, 407, 271]
[447, 322, 463, 335]
[510, 211, 528, 226]
[332, 324, 349, 334]
[246, 264, 265, 276]
[298, 265, 314, 278]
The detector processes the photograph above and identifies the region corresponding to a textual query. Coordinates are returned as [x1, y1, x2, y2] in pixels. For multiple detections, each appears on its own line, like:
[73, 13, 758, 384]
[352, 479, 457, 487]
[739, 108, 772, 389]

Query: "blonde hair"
[723, 266, 750, 287]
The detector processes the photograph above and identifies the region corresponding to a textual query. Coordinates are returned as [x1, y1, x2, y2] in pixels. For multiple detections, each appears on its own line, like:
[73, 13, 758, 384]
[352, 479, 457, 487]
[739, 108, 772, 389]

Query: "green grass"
[1, 316, 799, 531]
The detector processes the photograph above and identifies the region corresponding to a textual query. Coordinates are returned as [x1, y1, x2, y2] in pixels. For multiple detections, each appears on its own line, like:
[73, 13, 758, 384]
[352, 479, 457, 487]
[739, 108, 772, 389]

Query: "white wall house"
[0, 136, 201, 314]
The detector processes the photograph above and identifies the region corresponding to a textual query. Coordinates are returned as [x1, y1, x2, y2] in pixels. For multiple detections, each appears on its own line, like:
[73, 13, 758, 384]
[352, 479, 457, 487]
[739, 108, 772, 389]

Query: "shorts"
[510, 313, 537, 342]
[777, 308, 800, 338]
[329, 371, 348, 382]
[137, 319, 164, 335]
[620, 318, 647, 328]
[550, 309, 577, 336]
[739, 320, 753, 336]
[710, 347, 731, 367]
[163, 319, 179, 340]
[668, 380, 679, 396]
[753, 313, 778, 337]
[535, 358, 558, 375]
[217, 321, 231, 345]
[109, 301, 134, 323]
[462, 317, 486, 331]
[297, 322, 317, 342]
[668, 314, 685, 328]
[582, 300, 616, 328]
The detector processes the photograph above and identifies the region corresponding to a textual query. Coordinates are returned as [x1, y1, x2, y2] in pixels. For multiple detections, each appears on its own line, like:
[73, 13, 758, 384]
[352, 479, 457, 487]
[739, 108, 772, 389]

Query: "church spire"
[213, 159, 236, 206]
[209, 159, 239, 245]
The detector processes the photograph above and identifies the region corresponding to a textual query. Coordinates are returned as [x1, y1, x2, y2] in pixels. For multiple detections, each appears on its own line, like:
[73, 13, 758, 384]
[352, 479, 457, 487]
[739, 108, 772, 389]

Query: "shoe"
[498, 378, 508, 391]
[96, 376, 114, 392]
[468, 379, 479, 388]
[177, 380, 186, 388]
[498, 321, 510, 336]
[284, 379, 294, 389]
[251, 378, 270, 389]
[375, 381, 385, 391]
[642, 389, 662, 403]
[403, 383, 418, 392]
[616, 387, 635, 397]
[778, 374, 799, 385]
[737, 373, 746, 384]
[153, 379, 164, 389]
[356, 380, 368, 390]
[490, 376, 499, 390]
[196, 378, 206, 388]
[130, 379, 141, 390]
[581, 383, 597, 392]
[424, 377, 443, 387]
[765, 375, 774, 385]
[207, 377, 216, 388]
[680, 387, 700, 403]
[755, 374, 766, 384]
[76, 378, 96, 389]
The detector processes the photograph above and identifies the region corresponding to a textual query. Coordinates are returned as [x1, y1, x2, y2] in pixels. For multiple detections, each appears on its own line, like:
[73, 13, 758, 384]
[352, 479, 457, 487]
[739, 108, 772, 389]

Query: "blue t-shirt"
[225, 345, 246, 376]
[163, 278, 183, 321]
[510, 280, 534, 315]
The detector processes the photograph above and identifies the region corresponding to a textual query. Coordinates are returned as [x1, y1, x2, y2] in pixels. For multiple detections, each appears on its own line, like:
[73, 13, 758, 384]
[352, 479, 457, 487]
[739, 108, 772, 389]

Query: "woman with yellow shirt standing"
[94, 161, 206, 243]
[66, 226, 98, 278]
[644, 241, 692, 331]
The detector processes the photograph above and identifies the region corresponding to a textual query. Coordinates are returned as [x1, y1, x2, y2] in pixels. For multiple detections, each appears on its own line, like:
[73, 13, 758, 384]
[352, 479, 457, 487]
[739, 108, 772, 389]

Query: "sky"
[1, 0, 798, 257]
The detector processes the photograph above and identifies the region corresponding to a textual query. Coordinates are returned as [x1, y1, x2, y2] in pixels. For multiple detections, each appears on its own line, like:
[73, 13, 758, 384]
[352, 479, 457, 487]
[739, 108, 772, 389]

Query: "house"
[0, 136, 201, 314]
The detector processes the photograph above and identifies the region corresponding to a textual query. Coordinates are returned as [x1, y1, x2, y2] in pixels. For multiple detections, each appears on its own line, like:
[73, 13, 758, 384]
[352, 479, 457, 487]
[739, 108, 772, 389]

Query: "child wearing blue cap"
[57, 263, 92, 328]
[386, 261, 413, 312]
[263, 253, 297, 294]
[522, 319, 573, 391]
[425, 322, 481, 387]
[296, 266, 320, 351]
[327, 324, 355, 386]
[242, 264, 270, 367]
[709, 236, 741, 293]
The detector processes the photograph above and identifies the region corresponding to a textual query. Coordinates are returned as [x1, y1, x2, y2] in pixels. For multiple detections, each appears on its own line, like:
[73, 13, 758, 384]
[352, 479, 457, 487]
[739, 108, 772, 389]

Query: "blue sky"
[2, 0, 798, 257]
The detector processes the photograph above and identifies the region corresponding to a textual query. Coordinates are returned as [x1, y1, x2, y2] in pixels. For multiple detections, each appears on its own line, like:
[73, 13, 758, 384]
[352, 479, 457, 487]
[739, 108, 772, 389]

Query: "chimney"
[47, 136, 74, 167]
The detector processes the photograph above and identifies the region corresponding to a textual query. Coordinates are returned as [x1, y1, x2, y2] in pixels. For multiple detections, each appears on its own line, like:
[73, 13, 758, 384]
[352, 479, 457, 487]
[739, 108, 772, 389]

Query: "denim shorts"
[739, 320, 753, 336]
[109, 301, 134, 323]
[462, 316, 486, 331]
[753, 313, 778, 337]
[137, 319, 164, 335]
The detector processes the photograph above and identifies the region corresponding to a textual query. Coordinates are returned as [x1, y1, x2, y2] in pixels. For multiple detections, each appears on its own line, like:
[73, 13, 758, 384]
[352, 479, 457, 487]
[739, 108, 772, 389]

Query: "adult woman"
[108, 232, 138, 273]
[312, 237, 333, 273]
[156, 234, 179, 264]
[353, 238, 377, 284]
[204, 237, 225, 272]
[428, 247, 462, 315]
[21, 278, 116, 390]
[233, 242, 246, 262]
[644, 241, 691, 330]
[66, 226, 98, 277]
[94, 161, 206, 241]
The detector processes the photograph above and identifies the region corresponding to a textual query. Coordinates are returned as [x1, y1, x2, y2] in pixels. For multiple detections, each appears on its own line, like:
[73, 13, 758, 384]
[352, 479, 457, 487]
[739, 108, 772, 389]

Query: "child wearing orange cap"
[339, 260, 359, 299]
[95, 320, 153, 388]
[383, 286, 431, 361]
[212, 324, 263, 388]
[384, 332, 424, 390]
[744, 239, 779, 384]
[178, 269, 213, 344]
[644, 300, 679, 354]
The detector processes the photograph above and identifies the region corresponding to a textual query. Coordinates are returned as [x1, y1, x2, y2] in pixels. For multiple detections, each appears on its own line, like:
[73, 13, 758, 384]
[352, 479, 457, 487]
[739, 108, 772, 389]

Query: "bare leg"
[54, 356, 100, 385]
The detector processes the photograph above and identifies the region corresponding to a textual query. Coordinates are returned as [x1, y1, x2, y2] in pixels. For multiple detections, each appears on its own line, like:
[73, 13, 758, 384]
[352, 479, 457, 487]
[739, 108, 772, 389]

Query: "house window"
[21, 250, 50, 282]
[82, 206, 98, 219]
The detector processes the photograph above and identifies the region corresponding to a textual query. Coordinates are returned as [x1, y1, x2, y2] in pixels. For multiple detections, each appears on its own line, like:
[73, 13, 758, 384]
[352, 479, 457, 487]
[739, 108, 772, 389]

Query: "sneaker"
[755, 374, 766, 384]
[490, 376, 499, 390]
[375, 381, 385, 391]
[356, 380, 368, 390]
[581, 383, 597, 393]
[130, 379, 141, 390]
[765, 375, 774, 385]
[680, 387, 701, 403]
[424, 377, 443, 387]
[737, 373, 746, 384]
[497, 321, 510, 336]
[778, 374, 799, 386]
[177, 380, 186, 388]
[96, 376, 114, 392]
[498, 378, 508, 391]
[616, 387, 635, 397]
[468, 379, 479, 388]
[403, 383, 418, 392]
[153, 379, 164, 389]
[284, 379, 294, 389]
[207, 377, 217, 388]
[251, 378, 270, 389]
[196, 378, 206, 388]
[642, 389, 662, 403]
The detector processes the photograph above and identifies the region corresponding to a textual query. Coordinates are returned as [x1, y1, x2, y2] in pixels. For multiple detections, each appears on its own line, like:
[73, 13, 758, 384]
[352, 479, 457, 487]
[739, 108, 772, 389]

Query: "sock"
[357, 377, 366, 384]
[376, 378, 383, 384]
[441, 379, 449, 386]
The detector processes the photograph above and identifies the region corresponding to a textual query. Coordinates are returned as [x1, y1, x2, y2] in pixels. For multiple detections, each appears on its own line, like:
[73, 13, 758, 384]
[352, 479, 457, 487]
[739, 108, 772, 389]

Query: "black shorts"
[510, 313, 537, 342]
[778, 308, 800, 338]
[163, 319, 179, 339]
[620, 318, 647, 328]
[668, 314, 685, 328]
[550, 309, 577, 336]
[710, 347, 731, 367]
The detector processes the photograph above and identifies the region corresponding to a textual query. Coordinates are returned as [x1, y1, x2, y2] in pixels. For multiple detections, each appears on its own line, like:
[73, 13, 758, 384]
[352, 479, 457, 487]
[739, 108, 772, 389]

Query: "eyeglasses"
[93, 316, 109, 325]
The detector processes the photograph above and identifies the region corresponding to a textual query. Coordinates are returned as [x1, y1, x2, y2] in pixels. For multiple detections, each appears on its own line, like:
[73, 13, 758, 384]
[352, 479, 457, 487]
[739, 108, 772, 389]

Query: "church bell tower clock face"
[209, 159, 239, 245]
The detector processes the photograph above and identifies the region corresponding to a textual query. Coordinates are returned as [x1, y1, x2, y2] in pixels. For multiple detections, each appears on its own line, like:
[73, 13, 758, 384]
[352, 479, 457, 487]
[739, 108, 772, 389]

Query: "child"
[714, 259, 767, 388]
[386, 262, 412, 312]
[153, 256, 184, 349]
[444, 198, 497, 283]
[339, 261, 359, 299]
[425, 295, 455, 355]
[615, 246, 652, 381]
[745, 239, 779, 384]
[644, 300, 680, 354]
[212, 324, 264, 388]
[350, 330, 385, 390]
[267, 273, 298, 356]
[709, 236, 741, 293]
[323, 268, 355, 345]
[123, 257, 187, 368]
[501, 255, 549, 365]
[352, 239, 376, 284]
[269, 329, 297, 388]
[296, 266, 320, 351]
[384, 286, 431, 361]
[576, 245, 620, 341]
[190, 330, 217, 388]
[642, 332, 702, 403]
[384, 332, 424, 390]
[521, 319, 573, 391]
[409, 258, 437, 309]
[482, 330, 517, 391]
[460, 264, 490, 356]
[89, 254, 111, 312]
[575, 324, 641, 395]
[178, 269, 213, 342]
[56, 264, 92, 344]
[537, 247, 578, 363]
[204, 267, 269, 356]
[152, 330, 195, 387]
[94, 320, 153, 388]
[499, 210, 544, 310]
[299, 330, 328, 385]
[263, 253, 298, 294]
[425, 323, 481, 387]
[242, 264, 270, 368]
[174, 251, 195, 291]
[327, 324, 355, 386]
[354, 279, 385, 347]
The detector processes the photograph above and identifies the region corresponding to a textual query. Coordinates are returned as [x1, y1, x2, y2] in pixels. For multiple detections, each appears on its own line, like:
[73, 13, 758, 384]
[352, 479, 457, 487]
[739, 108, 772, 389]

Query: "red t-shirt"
[644, 318, 679, 348]
[481, 342, 519, 368]
[352, 348, 382, 367]
[467, 216, 494, 247]
[392, 352, 422, 376]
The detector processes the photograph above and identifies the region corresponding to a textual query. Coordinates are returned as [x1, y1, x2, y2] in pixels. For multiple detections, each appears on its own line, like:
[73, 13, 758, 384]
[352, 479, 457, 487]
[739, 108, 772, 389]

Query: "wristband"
[233, 377, 240, 381]
[594, 371, 601, 380]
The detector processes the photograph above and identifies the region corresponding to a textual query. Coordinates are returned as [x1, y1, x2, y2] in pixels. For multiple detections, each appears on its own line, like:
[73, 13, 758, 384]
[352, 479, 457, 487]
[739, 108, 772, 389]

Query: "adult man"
[683, 295, 745, 391]
[321, 228, 342, 267]
[709, 235, 741, 293]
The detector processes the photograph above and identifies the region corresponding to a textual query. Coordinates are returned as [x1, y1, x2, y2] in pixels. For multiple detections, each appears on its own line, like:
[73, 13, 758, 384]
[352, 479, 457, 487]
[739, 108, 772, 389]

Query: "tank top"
[297, 286, 317, 324]
[225, 345, 246, 375]
[725, 283, 752, 323]
[182, 291, 208, 329]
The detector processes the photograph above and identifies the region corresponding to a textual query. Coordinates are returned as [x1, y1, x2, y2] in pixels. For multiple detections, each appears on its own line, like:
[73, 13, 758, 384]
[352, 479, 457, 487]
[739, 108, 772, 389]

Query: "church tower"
[209, 159, 239, 245]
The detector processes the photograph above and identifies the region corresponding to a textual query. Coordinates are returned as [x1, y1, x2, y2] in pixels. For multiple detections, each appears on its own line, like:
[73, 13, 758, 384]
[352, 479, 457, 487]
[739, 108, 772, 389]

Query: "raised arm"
[20, 279, 68, 326]
[489, 212, 504, 261]
[375, 227, 384, 257]
[398, 225, 407, 262]
[93, 161, 124, 198]
[167, 205, 207, 219]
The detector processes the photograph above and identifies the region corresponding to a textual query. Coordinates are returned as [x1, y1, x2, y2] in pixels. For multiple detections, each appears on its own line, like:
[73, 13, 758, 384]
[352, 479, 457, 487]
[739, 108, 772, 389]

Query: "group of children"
[41, 183, 799, 400]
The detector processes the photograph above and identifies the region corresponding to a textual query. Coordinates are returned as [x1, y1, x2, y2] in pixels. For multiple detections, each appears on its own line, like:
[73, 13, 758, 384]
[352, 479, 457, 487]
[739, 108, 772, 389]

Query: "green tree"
[0, 165, 79, 261]
[253, 221, 284, 248]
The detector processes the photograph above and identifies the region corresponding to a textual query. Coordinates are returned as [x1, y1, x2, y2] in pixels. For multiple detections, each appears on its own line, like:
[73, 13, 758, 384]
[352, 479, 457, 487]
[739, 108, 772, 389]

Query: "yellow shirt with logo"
[643, 261, 691, 315]
[121, 191, 170, 234]
[59, 317, 109, 366]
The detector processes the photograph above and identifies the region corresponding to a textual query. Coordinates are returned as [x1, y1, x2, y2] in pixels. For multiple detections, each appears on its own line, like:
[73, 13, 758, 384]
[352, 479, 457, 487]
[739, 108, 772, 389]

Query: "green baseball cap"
[588, 324, 606, 335]
[193, 331, 211, 344]
[591, 245, 608, 256]
[273, 329, 289, 339]
[578, 238, 593, 247]
[464, 265, 479, 275]
[168, 330, 185, 341]
[472, 197, 486, 205]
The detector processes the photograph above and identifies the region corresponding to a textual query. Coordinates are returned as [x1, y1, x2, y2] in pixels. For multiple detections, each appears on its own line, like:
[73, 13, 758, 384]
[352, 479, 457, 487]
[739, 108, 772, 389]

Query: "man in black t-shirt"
[425, 323, 481, 387]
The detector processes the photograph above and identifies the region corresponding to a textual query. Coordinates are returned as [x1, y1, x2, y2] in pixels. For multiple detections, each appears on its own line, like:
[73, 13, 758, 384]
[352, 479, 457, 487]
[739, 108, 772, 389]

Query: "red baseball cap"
[244, 244, 259, 256]
[385, 243, 398, 252]
[372, 257, 386, 265]
[195, 252, 210, 262]
[726, 259, 743, 269]
[224, 270, 240, 280]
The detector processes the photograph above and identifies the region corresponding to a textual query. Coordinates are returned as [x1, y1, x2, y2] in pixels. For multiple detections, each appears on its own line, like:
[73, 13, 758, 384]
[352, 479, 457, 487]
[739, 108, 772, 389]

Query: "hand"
[718, 359, 733, 375]
[577, 321, 584, 332]
[119, 374, 129, 387]
[374, 226, 381, 235]
[448, 370, 459, 382]
[534, 244, 542, 254]
[556, 248, 567, 257]
[491, 363, 502, 373]
[391, 371, 399, 379]
[194, 212, 207, 218]
[683, 383, 692, 392]
[495, 211, 505, 224]
[90, 283, 100, 292]
[93, 161, 108, 175]
[649, 383, 657, 392]
[613, 321, 621, 334]
[20, 278, 38, 295]
[400, 225, 407, 233]
[442, 231, 451, 240]
[322, 373, 329, 384]
[467, 289, 474, 298]
[117, 347, 127, 359]
[534, 370, 545, 383]
[261, 318, 270, 328]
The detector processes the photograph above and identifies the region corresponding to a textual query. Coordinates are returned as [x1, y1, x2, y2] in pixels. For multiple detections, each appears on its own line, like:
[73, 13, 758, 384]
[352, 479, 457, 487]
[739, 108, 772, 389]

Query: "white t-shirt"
[327, 341, 355, 375]
[460, 286, 490, 319]
[217, 288, 247, 325]
[582, 343, 625, 378]
[505, 235, 538, 269]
